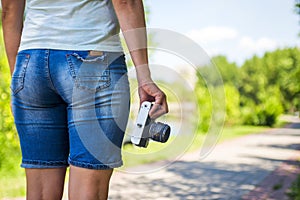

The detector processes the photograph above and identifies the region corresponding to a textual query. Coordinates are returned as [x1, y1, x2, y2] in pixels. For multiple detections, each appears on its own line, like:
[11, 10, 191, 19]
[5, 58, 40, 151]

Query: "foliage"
[224, 84, 241, 125]
[241, 48, 300, 126]
[287, 173, 300, 200]
[195, 84, 212, 132]
[296, 0, 300, 33]
[212, 56, 240, 87]
[196, 47, 300, 128]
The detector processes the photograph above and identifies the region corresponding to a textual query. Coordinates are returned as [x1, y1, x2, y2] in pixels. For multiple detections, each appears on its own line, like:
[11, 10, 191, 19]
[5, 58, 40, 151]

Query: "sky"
[146, 0, 300, 66]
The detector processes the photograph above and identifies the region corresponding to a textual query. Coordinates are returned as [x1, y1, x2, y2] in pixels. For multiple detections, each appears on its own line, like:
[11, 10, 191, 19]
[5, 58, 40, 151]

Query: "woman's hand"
[138, 81, 168, 119]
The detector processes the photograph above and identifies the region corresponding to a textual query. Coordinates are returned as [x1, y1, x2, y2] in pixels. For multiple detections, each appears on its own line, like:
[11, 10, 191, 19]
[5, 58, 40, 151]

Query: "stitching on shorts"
[68, 158, 123, 169]
[22, 159, 68, 166]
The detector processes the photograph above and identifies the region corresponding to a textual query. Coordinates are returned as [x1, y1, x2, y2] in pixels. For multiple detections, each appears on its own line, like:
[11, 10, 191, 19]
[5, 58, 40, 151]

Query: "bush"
[241, 87, 283, 127]
[195, 85, 212, 132]
[224, 84, 241, 125]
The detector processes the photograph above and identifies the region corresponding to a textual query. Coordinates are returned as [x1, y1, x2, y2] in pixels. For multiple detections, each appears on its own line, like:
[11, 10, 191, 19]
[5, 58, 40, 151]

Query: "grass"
[121, 125, 269, 168]
[286, 158, 300, 200]
[273, 183, 283, 191]
[0, 170, 26, 198]
[219, 125, 269, 142]
[286, 173, 300, 200]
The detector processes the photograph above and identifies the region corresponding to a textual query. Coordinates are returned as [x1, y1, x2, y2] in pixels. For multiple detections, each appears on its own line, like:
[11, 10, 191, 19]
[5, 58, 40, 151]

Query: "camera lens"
[149, 122, 171, 143]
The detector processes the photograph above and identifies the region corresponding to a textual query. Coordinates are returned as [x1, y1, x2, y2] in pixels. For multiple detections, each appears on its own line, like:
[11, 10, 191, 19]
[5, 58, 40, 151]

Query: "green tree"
[224, 84, 241, 125]
[212, 56, 240, 87]
[295, 0, 300, 36]
[195, 55, 239, 130]
[195, 85, 212, 132]
[239, 47, 300, 126]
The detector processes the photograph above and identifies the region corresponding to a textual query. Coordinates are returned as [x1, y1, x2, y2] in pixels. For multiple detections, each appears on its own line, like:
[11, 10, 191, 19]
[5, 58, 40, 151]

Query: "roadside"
[243, 157, 300, 200]
[108, 117, 300, 199]
[242, 122, 300, 200]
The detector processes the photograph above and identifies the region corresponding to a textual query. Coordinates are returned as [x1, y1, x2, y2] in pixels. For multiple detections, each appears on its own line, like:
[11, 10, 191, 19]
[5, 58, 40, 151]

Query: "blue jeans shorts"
[11, 49, 130, 169]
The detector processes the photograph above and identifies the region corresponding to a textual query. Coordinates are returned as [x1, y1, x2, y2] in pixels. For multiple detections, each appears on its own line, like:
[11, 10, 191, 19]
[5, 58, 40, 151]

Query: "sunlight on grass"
[219, 125, 269, 142]
[122, 125, 270, 168]
[0, 170, 26, 198]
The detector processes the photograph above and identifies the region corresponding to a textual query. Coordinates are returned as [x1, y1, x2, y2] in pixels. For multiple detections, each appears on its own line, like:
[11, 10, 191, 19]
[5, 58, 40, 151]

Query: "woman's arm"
[112, 0, 168, 118]
[1, 0, 25, 75]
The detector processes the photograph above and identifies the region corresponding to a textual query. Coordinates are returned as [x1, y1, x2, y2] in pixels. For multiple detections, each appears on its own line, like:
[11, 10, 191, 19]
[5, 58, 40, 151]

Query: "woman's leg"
[11, 50, 70, 199]
[26, 168, 67, 200]
[68, 166, 113, 200]
[59, 51, 130, 199]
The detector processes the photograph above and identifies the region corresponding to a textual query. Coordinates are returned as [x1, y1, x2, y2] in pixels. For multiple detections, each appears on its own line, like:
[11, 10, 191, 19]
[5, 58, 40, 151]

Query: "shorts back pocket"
[10, 53, 30, 95]
[66, 52, 110, 92]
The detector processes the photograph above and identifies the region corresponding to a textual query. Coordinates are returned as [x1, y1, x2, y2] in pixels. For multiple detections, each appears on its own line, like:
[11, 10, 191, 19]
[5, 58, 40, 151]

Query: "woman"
[1, 0, 168, 199]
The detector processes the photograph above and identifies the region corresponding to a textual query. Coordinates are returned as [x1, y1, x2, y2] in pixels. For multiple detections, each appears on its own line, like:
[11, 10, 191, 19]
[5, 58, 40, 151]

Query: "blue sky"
[146, 0, 300, 65]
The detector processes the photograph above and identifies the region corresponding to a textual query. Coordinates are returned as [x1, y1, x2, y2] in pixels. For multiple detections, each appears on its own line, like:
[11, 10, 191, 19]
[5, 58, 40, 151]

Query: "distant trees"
[196, 47, 300, 131]
[296, 0, 300, 36]
[296, 0, 300, 16]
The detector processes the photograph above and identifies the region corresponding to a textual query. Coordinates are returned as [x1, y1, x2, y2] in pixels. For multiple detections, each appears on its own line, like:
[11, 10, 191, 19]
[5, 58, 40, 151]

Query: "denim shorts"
[11, 49, 130, 169]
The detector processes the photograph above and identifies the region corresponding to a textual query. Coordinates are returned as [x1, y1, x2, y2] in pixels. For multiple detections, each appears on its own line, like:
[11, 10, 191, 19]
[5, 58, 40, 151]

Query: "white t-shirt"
[19, 0, 123, 52]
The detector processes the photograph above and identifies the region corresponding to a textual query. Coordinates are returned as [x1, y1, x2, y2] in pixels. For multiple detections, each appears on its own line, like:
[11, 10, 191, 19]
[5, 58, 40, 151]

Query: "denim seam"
[11, 54, 31, 95]
[44, 49, 57, 92]
[21, 159, 69, 167]
[68, 158, 123, 170]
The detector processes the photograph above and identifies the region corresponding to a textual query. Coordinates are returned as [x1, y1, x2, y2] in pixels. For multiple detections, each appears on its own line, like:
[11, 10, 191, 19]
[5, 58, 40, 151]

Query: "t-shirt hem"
[18, 44, 124, 53]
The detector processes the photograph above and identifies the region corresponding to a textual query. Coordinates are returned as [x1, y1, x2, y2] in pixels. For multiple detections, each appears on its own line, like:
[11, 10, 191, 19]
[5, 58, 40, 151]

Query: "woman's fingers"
[138, 82, 168, 119]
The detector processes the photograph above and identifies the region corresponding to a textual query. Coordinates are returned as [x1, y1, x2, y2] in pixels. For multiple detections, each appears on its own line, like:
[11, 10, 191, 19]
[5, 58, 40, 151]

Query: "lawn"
[121, 125, 269, 168]
[0, 170, 26, 198]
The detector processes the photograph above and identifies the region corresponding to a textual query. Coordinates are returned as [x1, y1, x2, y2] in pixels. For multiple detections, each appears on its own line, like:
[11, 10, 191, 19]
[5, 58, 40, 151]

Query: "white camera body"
[131, 101, 171, 148]
[131, 101, 152, 147]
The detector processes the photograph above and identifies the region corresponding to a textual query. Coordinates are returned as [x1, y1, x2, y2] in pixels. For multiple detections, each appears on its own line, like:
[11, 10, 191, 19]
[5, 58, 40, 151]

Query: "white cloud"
[186, 26, 238, 43]
[184, 28, 280, 65]
[239, 36, 277, 53]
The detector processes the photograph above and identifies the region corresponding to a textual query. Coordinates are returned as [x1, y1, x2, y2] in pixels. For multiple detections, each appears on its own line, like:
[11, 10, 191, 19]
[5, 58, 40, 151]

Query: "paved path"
[109, 118, 300, 200]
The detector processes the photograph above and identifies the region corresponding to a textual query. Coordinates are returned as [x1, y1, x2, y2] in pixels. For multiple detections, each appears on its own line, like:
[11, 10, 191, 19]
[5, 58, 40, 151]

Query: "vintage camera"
[131, 101, 171, 148]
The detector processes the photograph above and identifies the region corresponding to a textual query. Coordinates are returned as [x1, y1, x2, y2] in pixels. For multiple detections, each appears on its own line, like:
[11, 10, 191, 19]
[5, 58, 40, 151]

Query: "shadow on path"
[110, 122, 300, 200]
[111, 161, 273, 200]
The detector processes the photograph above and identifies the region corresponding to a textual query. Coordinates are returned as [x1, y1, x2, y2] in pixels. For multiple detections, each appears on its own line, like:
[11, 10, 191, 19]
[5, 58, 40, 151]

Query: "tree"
[295, 0, 300, 36]
[239, 47, 300, 126]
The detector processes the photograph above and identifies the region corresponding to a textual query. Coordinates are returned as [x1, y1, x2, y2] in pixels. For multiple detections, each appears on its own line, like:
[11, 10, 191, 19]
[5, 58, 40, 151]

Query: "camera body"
[131, 101, 171, 148]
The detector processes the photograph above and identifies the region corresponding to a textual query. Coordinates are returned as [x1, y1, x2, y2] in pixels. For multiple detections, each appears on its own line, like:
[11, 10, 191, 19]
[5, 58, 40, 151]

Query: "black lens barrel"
[149, 122, 171, 143]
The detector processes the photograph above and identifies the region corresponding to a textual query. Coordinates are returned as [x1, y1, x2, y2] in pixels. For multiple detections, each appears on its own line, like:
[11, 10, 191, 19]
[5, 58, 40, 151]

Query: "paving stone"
[107, 118, 300, 199]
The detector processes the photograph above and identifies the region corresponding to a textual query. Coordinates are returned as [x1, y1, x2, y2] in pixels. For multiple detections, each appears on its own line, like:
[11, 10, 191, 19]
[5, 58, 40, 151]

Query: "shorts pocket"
[10, 53, 30, 95]
[66, 52, 110, 92]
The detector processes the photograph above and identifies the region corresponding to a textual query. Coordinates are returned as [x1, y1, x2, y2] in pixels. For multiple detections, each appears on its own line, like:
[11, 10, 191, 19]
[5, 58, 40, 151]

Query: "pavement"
[108, 117, 300, 200]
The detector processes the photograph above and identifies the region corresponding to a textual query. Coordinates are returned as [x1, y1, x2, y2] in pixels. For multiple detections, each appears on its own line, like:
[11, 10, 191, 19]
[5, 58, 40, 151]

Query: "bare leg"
[25, 168, 67, 200]
[68, 165, 113, 200]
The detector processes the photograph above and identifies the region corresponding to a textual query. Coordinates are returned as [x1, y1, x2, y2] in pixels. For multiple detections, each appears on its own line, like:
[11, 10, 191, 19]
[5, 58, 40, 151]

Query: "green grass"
[0, 169, 26, 198]
[286, 173, 300, 200]
[219, 125, 269, 142]
[121, 125, 270, 168]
